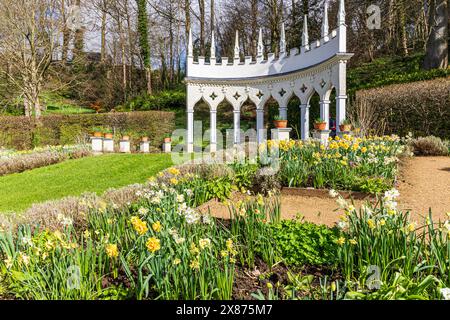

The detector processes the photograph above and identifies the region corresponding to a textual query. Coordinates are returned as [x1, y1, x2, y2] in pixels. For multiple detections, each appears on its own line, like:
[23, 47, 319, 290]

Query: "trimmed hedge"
[0, 111, 175, 150]
[350, 77, 450, 139]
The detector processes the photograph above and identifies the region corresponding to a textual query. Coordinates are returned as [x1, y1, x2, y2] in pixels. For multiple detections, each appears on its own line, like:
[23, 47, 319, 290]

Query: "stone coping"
[281, 187, 375, 200]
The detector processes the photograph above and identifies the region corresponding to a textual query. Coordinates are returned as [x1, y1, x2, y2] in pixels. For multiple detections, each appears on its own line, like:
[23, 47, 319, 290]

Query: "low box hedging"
[0, 111, 175, 150]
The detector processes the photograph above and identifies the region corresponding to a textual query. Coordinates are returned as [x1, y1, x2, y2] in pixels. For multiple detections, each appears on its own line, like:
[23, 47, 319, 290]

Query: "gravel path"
[199, 156, 450, 226]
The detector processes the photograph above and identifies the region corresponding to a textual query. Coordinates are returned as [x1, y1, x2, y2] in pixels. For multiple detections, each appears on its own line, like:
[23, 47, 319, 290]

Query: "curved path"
[199, 157, 450, 226]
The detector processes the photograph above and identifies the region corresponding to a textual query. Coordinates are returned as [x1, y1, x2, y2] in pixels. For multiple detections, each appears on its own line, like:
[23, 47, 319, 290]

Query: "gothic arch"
[185, 0, 352, 152]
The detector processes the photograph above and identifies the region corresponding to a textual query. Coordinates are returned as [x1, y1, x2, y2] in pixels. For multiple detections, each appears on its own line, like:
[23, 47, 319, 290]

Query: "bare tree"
[0, 0, 64, 118]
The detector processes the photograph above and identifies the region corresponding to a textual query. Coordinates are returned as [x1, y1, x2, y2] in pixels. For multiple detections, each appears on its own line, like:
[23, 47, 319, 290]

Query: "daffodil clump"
[333, 188, 450, 299]
[0, 168, 282, 301]
[268, 135, 405, 193]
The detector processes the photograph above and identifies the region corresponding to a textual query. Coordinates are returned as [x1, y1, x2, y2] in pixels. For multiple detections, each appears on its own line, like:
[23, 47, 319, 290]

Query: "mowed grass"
[0, 153, 172, 213]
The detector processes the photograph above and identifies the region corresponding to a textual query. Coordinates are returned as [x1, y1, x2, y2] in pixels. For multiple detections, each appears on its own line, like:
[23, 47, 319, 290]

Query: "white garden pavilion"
[185, 0, 352, 153]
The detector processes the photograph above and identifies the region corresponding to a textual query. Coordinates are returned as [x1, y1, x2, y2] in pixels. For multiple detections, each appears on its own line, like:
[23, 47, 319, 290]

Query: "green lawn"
[0, 153, 172, 213]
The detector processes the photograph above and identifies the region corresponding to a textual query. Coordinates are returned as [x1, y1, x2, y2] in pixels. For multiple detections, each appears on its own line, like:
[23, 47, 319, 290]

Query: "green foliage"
[0, 111, 175, 150]
[205, 177, 233, 202]
[119, 90, 186, 112]
[229, 162, 258, 192]
[357, 177, 391, 194]
[271, 220, 339, 266]
[347, 54, 450, 96]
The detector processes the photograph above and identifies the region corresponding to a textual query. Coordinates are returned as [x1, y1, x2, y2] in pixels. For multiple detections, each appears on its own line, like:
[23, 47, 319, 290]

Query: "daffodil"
[105, 243, 119, 258]
[130, 216, 148, 235]
[152, 221, 162, 233]
[146, 237, 161, 253]
[337, 237, 346, 246]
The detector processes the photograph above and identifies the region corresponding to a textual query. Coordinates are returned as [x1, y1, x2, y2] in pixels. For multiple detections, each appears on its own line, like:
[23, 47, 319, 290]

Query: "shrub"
[118, 90, 186, 112]
[351, 77, 450, 138]
[409, 136, 449, 156]
[272, 221, 339, 266]
[0, 111, 175, 150]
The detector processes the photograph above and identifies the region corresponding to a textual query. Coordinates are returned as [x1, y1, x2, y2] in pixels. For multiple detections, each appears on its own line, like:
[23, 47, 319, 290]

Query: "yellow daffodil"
[337, 237, 346, 246]
[130, 216, 148, 235]
[190, 259, 200, 270]
[146, 237, 161, 253]
[105, 243, 119, 258]
[367, 219, 376, 230]
[199, 238, 211, 250]
[152, 221, 162, 233]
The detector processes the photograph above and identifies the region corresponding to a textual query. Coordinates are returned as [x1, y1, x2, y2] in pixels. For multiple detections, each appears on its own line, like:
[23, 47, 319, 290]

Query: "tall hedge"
[0, 111, 175, 150]
[350, 77, 450, 139]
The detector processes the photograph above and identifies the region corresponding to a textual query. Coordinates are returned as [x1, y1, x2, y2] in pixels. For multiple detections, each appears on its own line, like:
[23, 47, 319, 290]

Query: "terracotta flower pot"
[339, 124, 352, 132]
[314, 122, 327, 131]
[122, 135, 130, 141]
[93, 132, 102, 138]
[164, 137, 171, 143]
[273, 120, 288, 129]
[104, 133, 113, 139]
[141, 137, 149, 142]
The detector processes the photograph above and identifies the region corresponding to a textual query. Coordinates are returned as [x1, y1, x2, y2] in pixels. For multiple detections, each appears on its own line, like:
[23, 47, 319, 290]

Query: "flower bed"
[0, 145, 92, 176]
[0, 137, 449, 300]
[269, 135, 405, 193]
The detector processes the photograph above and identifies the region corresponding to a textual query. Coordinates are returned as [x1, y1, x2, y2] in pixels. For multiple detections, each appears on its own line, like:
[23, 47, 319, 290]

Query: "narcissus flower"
[152, 221, 162, 233]
[146, 237, 161, 253]
[105, 244, 119, 258]
[130, 216, 148, 235]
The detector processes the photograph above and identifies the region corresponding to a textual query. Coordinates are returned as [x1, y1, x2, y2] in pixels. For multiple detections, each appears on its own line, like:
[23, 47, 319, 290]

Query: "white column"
[256, 108, 265, 144]
[300, 104, 310, 140]
[210, 110, 217, 152]
[279, 104, 288, 120]
[233, 110, 241, 145]
[336, 96, 347, 133]
[336, 59, 348, 133]
[320, 100, 330, 130]
[187, 109, 194, 153]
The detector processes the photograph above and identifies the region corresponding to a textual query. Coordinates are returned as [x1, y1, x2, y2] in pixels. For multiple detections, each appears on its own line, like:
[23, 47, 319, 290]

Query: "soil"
[199, 156, 450, 226]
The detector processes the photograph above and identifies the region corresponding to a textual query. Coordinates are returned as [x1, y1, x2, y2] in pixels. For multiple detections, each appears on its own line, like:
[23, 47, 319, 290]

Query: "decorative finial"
[302, 15, 309, 48]
[188, 28, 193, 57]
[322, 1, 329, 38]
[257, 28, 264, 58]
[280, 23, 286, 55]
[338, 0, 346, 25]
[210, 32, 216, 59]
[234, 30, 240, 59]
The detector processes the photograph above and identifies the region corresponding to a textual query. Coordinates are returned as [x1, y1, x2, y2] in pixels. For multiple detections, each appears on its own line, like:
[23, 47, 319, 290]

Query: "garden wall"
[0, 111, 175, 150]
[350, 77, 450, 139]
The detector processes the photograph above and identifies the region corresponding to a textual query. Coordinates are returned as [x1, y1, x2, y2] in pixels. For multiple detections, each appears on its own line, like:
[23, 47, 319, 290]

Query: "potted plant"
[121, 131, 131, 141]
[92, 127, 103, 138]
[163, 134, 172, 143]
[339, 119, 352, 132]
[314, 118, 327, 131]
[273, 115, 288, 128]
[104, 128, 113, 139]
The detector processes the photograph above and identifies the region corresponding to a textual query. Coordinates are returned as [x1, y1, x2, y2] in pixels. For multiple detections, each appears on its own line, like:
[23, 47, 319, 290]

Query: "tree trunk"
[101, 6, 107, 63]
[136, 0, 152, 94]
[198, 0, 205, 56]
[423, 0, 449, 69]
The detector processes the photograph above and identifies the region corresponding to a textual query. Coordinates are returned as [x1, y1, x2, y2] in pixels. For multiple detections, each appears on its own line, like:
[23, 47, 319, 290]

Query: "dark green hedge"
[0, 111, 175, 150]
